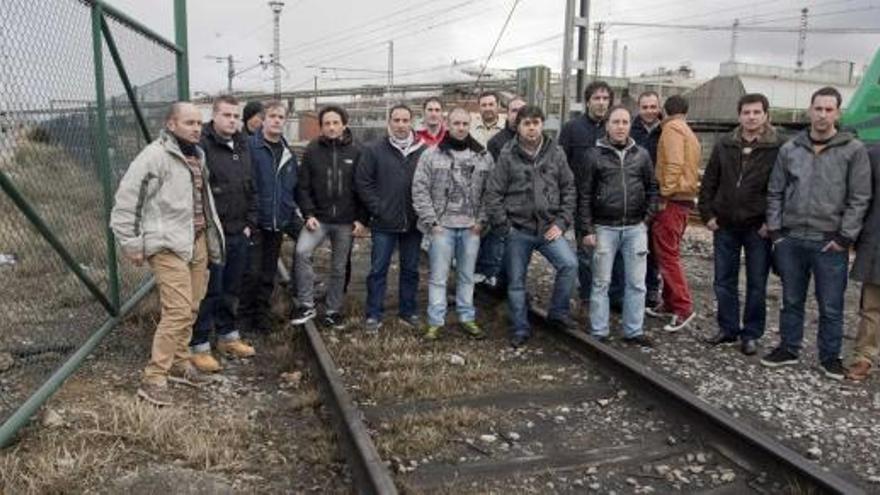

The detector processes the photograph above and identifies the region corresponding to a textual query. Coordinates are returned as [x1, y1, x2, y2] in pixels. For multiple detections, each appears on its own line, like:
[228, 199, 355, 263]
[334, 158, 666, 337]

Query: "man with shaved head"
[111, 101, 226, 406]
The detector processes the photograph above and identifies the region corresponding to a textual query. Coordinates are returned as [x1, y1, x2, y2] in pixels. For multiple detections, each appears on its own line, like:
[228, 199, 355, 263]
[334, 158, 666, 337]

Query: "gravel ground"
[529, 225, 880, 490]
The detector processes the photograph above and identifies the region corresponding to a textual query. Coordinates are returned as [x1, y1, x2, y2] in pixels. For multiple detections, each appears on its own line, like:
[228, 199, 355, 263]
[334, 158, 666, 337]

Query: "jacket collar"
[253, 128, 290, 150]
[596, 136, 636, 153]
[318, 127, 353, 147]
[512, 134, 553, 162]
[792, 129, 855, 151]
[202, 121, 246, 149]
[724, 123, 780, 148]
[159, 128, 205, 164]
[438, 132, 485, 154]
[633, 115, 661, 134]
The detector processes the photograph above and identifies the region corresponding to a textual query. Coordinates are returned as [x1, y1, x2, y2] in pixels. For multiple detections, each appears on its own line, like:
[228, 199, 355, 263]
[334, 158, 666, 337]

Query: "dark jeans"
[646, 225, 661, 304]
[366, 229, 422, 320]
[475, 229, 507, 285]
[577, 234, 624, 308]
[506, 228, 577, 336]
[240, 229, 284, 331]
[191, 233, 250, 348]
[713, 227, 771, 340]
[774, 237, 848, 363]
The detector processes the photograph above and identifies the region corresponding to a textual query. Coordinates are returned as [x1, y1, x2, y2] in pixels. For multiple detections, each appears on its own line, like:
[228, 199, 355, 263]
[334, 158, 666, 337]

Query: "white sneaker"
[663, 312, 696, 333]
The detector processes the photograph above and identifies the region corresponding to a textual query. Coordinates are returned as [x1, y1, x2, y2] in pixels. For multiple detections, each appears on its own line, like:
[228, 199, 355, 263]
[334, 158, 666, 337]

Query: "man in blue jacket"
[355, 104, 427, 334]
[240, 101, 300, 333]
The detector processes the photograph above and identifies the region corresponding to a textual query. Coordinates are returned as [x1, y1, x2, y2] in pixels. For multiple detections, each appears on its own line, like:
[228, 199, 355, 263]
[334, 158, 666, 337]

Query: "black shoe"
[398, 314, 421, 329]
[740, 338, 758, 356]
[290, 306, 317, 326]
[547, 315, 578, 332]
[321, 312, 346, 330]
[623, 334, 654, 347]
[705, 332, 738, 346]
[591, 334, 612, 344]
[821, 358, 845, 381]
[510, 333, 530, 349]
[760, 347, 799, 368]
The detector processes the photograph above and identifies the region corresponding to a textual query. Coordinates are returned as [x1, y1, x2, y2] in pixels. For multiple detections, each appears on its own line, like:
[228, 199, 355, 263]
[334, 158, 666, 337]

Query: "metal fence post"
[91, 1, 120, 313]
[174, 0, 189, 100]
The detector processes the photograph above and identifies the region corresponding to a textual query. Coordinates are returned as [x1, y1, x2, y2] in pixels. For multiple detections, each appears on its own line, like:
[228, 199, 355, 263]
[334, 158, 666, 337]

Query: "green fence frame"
[0, 0, 189, 448]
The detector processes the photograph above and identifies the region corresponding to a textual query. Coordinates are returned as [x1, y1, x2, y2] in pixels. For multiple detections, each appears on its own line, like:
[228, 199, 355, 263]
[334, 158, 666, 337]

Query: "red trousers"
[651, 201, 693, 317]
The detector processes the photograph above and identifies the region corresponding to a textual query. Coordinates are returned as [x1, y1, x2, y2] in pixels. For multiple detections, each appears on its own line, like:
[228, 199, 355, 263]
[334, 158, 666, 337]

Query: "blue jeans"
[774, 237, 848, 363]
[577, 235, 624, 308]
[713, 227, 771, 340]
[475, 229, 507, 283]
[427, 227, 480, 326]
[191, 232, 248, 351]
[506, 228, 577, 336]
[366, 229, 422, 320]
[590, 224, 648, 337]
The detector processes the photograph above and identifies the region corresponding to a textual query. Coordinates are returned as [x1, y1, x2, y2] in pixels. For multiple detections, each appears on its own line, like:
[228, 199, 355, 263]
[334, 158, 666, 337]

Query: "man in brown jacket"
[647, 95, 701, 332]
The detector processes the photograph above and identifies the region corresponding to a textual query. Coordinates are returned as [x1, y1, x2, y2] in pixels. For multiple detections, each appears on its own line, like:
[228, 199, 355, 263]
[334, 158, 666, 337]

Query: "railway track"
[299, 282, 864, 494]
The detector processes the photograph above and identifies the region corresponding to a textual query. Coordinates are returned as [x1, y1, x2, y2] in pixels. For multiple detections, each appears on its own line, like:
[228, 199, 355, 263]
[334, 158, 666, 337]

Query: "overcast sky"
[106, 0, 880, 95]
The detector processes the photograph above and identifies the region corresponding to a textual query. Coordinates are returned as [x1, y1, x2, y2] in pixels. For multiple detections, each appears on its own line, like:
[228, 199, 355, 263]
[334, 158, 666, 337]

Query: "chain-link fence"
[0, 0, 184, 443]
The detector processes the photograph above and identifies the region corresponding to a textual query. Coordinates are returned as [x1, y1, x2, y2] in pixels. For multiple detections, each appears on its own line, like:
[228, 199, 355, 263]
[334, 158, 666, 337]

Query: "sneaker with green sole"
[424, 325, 443, 341]
[460, 321, 486, 340]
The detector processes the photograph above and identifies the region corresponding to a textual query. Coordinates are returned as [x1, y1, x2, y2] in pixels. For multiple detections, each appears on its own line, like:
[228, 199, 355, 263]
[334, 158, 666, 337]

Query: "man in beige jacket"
[111, 102, 225, 406]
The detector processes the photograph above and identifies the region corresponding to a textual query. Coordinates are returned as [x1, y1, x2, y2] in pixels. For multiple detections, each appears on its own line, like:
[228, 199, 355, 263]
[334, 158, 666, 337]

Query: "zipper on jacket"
[620, 149, 628, 222]
[272, 145, 285, 231]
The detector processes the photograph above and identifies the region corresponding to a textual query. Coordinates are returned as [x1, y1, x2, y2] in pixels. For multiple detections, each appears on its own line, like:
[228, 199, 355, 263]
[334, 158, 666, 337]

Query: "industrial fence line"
[0, 0, 188, 447]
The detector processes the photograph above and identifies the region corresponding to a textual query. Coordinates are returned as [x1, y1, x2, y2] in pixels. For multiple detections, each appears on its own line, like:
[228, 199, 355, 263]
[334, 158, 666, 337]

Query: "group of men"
[111, 82, 880, 406]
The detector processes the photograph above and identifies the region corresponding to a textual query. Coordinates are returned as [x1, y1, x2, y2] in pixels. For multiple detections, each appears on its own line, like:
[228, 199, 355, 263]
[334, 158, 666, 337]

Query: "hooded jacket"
[249, 130, 299, 233]
[484, 135, 576, 236]
[200, 122, 257, 235]
[411, 134, 494, 233]
[355, 134, 426, 232]
[111, 129, 225, 263]
[766, 130, 871, 246]
[698, 124, 782, 229]
[296, 128, 366, 225]
[655, 116, 701, 201]
[577, 137, 659, 234]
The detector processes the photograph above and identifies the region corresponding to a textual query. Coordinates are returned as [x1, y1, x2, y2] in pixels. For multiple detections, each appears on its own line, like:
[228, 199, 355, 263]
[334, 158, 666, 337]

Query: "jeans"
[646, 224, 661, 304]
[240, 229, 283, 331]
[712, 227, 771, 340]
[576, 234, 625, 308]
[295, 223, 354, 314]
[774, 237, 848, 363]
[475, 229, 507, 284]
[191, 233, 249, 351]
[506, 227, 577, 336]
[652, 201, 693, 317]
[590, 224, 648, 338]
[366, 229, 422, 320]
[427, 227, 480, 326]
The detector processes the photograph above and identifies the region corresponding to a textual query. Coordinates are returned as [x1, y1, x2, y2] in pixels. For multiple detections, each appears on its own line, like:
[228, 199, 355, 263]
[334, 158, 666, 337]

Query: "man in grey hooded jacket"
[761, 86, 871, 380]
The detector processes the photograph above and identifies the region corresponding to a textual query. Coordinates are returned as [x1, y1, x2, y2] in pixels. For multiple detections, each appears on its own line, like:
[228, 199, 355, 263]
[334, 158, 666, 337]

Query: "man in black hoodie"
[290, 106, 366, 328]
[190, 95, 258, 373]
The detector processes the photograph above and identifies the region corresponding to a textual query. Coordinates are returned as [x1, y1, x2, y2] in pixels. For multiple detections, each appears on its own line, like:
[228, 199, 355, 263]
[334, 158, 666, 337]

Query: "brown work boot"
[217, 339, 256, 358]
[169, 362, 214, 388]
[846, 360, 872, 382]
[137, 382, 172, 407]
[190, 351, 222, 373]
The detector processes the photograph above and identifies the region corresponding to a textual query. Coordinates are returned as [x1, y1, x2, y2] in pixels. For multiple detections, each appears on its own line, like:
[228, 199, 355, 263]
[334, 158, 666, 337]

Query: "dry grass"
[0, 393, 250, 494]
[376, 406, 497, 460]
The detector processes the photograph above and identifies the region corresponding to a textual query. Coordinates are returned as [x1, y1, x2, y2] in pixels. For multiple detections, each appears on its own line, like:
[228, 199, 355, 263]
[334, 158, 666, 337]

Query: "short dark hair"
[388, 103, 413, 120]
[212, 95, 240, 113]
[737, 93, 769, 113]
[810, 86, 842, 109]
[637, 91, 659, 104]
[663, 95, 689, 116]
[478, 91, 499, 104]
[319, 105, 349, 126]
[584, 80, 615, 103]
[422, 96, 442, 110]
[515, 105, 545, 128]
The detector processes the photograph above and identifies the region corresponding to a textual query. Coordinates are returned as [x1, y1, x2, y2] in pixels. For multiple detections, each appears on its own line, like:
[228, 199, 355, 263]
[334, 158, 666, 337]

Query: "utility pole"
[611, 39, 618, 77]
[729, 18, 740, 62]
[226, 55, 235, 93]
[622, 44, 628, 77]
[313, 75, 318, 110]
[387, 40, 394, 112]
[268, 1, 284, 96]
[561, 0, 590, 126]
[796, 8, 808, 72]
[592, 22, 605, 77]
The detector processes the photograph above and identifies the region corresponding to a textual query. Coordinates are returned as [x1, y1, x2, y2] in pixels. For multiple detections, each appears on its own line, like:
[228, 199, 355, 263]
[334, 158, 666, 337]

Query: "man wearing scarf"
[355, 104, 427, 334]
[412, 107, 494, 340]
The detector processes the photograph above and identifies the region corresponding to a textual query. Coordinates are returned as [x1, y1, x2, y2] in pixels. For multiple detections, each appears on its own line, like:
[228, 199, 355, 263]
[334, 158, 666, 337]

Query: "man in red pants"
[647, 95, 701, 333]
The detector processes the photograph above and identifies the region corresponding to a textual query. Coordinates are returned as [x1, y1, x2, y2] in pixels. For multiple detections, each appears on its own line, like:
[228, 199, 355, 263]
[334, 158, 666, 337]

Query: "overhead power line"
[472, 0, 521, 90]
